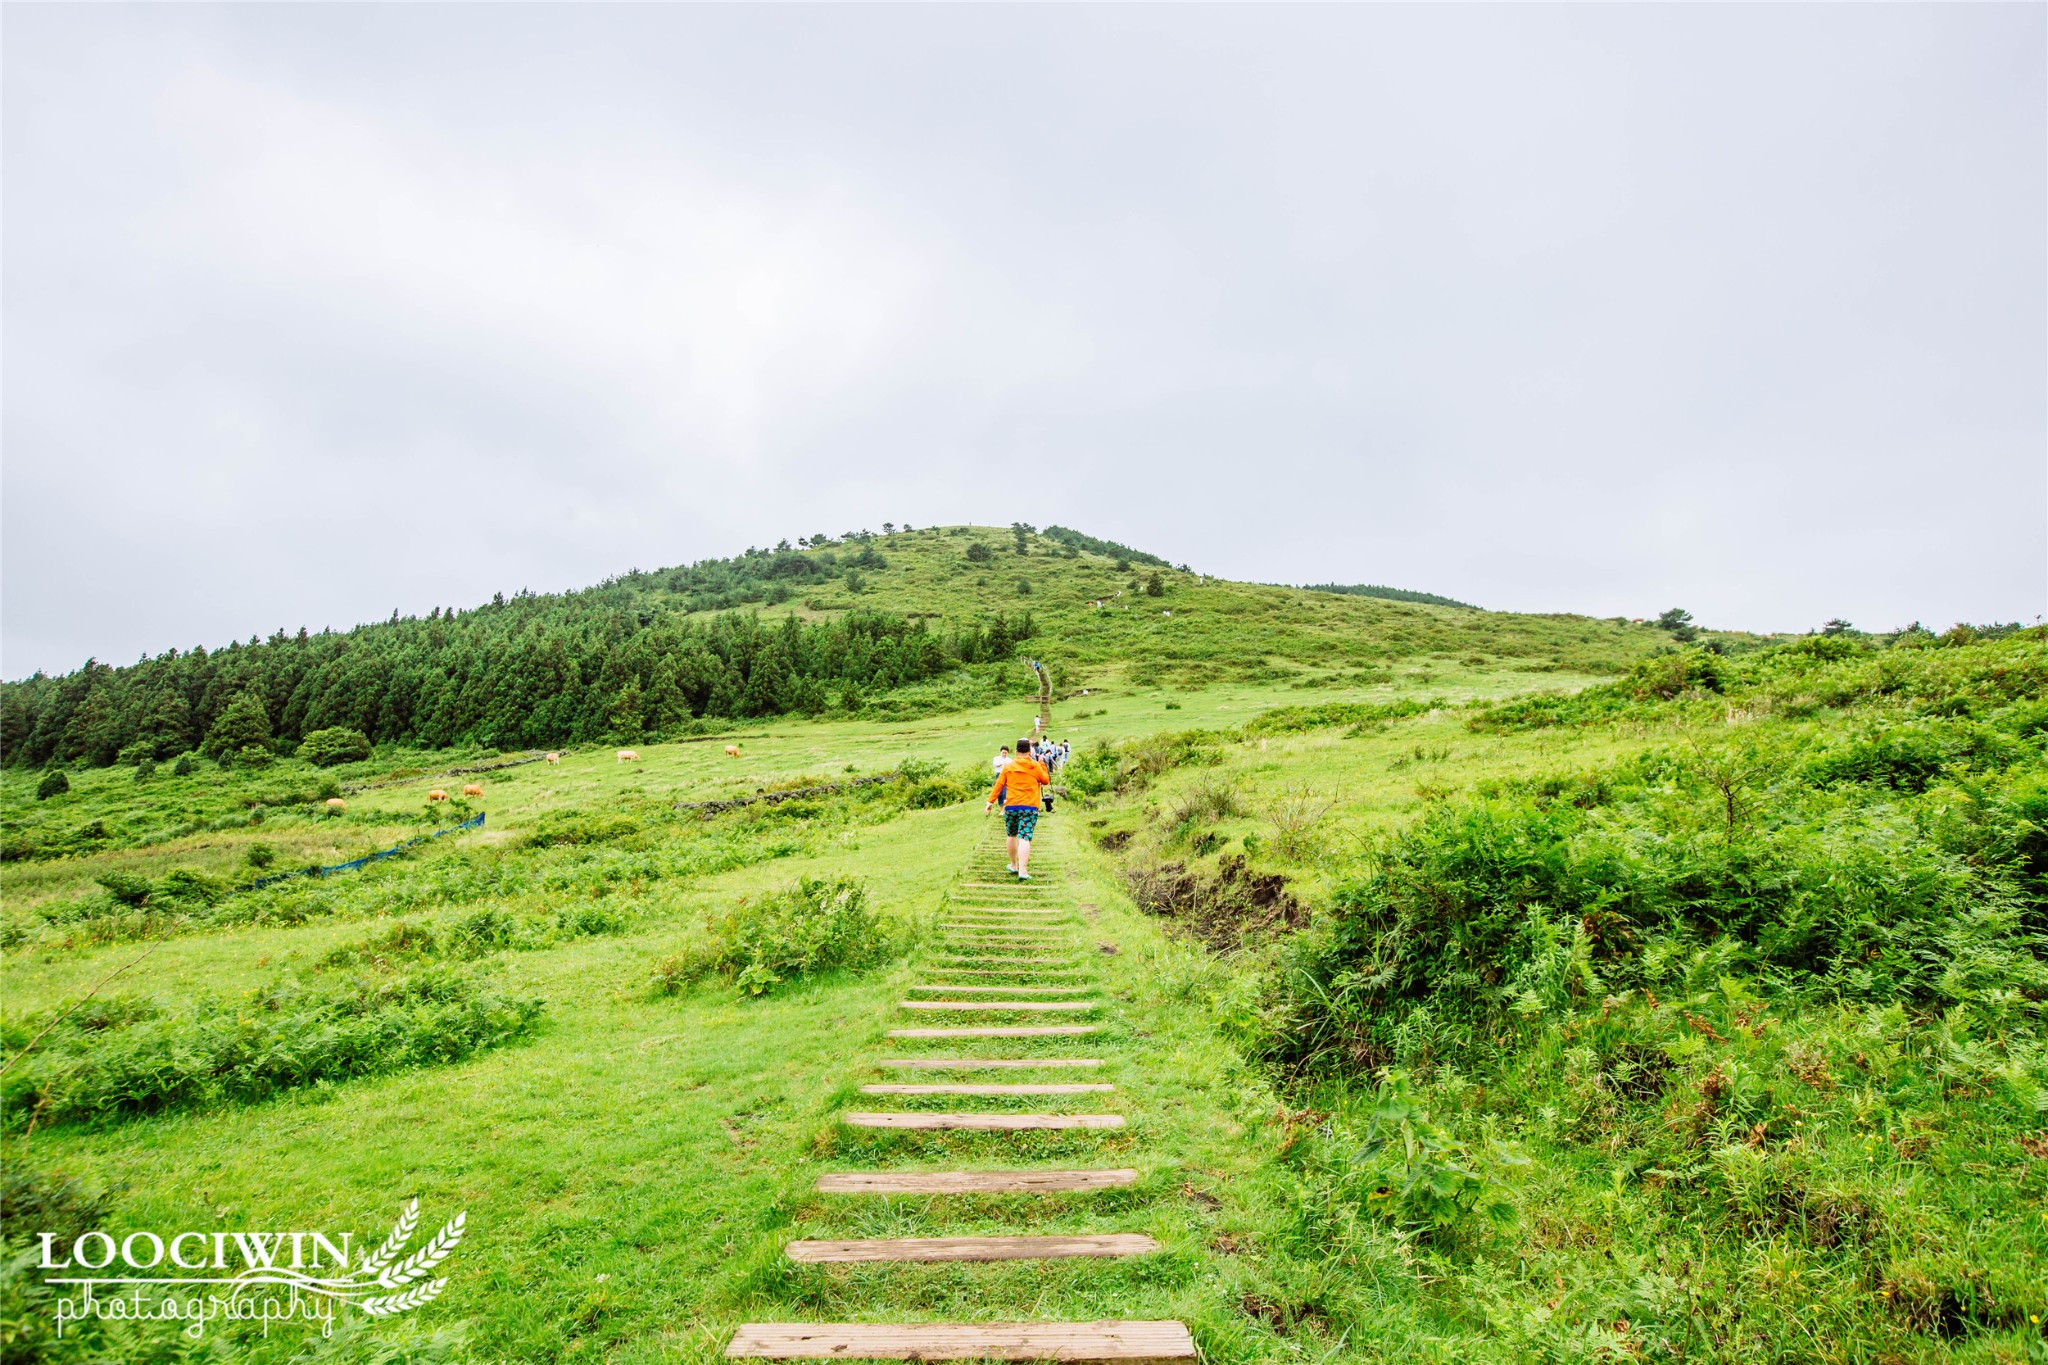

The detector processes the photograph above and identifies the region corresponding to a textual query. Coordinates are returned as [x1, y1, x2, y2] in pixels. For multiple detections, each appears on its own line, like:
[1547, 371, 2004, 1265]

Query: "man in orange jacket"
[987, 737, 1052, 878]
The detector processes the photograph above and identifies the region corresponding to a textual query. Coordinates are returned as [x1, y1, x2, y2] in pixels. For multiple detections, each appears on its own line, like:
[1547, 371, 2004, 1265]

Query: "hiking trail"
[728, 816, 1196, 1363]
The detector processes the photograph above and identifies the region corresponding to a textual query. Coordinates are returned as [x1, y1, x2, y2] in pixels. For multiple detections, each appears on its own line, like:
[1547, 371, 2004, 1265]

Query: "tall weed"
[695, 876, 895, 995]
[1, 968, 544, 1130]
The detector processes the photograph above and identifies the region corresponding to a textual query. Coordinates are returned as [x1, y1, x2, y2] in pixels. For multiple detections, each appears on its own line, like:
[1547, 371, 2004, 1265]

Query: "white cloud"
[3, 3, 2041, 674]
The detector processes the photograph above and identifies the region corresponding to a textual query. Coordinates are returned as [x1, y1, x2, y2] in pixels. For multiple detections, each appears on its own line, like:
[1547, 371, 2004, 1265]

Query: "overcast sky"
[4, 4, 2042, 677]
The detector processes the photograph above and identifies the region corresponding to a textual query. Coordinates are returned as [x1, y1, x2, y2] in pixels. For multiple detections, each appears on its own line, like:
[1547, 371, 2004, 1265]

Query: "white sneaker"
[1017, 872, 1031, 880]
[1005, 865, 1017, 874]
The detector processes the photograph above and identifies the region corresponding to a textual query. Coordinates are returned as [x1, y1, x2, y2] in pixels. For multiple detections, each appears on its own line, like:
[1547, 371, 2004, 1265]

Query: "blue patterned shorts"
[1004, 806, 1040, 840]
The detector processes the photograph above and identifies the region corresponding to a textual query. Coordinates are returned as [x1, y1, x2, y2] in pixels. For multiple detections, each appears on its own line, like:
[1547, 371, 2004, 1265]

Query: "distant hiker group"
[986, 734, 1068, 879]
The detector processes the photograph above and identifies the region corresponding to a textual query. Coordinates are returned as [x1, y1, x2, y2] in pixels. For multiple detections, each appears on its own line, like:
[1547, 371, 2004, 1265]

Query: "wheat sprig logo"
[211, 1199, 465, 1314]
[355, 1199, 421, 1281]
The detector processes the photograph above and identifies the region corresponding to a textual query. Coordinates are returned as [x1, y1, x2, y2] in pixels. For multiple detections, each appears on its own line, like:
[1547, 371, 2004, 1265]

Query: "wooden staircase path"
[733, 823, 1191, 1362]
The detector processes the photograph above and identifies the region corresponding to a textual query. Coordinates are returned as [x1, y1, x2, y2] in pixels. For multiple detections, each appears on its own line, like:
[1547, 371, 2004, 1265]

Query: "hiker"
[987, 736, 1052, 878]
[992, 744, 1010, 779]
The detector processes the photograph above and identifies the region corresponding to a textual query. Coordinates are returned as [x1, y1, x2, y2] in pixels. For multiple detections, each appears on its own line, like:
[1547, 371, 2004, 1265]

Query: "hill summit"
[1, 524, 1704, 766]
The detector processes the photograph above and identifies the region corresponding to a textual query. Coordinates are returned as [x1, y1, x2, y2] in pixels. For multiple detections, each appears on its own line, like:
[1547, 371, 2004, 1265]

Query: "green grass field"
[3, 599, 2042, 1363]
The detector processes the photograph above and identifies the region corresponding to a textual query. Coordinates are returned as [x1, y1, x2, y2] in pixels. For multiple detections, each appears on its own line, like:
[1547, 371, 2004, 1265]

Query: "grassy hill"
[6, 535, 2038, 1365]
[668, 523, 1729, 689]
[0, 524, 1750, 775]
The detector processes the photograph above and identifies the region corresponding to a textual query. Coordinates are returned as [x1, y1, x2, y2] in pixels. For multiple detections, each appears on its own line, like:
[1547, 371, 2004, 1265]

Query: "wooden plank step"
[860, 1083, 1114, 1096]
[948, 902, 1065, 910]
[921, 965, 1085, 975]
[910, 984, 1092, 995]
[727, 1320, 1193, 1362]
[878, 1058, 1103, 1069]
[887, 1026, 1098, 1038]
[931, 956, 1069, 965]
[814, 1169, 1138, 1193]
[944, 918, 1068, 926]
[785, 1233, 1156, 1264]
[843, 1111, 1123, 1130]
[941, 932, 1065, 940]
[900, 1000, 1098, 1012]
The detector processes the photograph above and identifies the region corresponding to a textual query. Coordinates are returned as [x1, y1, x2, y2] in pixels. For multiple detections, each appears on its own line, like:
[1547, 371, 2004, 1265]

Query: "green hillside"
[0, 524, 1741, 772]
[14, 529, 2037, 1365]
[726, 524, 1690, 687]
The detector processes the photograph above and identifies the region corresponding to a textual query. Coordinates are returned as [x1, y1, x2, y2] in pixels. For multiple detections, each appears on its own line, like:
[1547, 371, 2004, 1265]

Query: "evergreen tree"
[202, 691, 272, 759]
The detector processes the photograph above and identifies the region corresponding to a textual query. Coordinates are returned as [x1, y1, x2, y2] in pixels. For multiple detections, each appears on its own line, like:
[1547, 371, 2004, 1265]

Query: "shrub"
[1146, 571, 1165, 597]
[1266, 785, 1334, 860]
[132, 759, 155, 783]
[244, 842, 278, 870]
[707, 876, 890, 995]
[1254, 760, 2048, 1078]
[1165, 781, 1242, 843]
[1625, 648, 1724, 699]
[1350, 1074, 1518, 1238]
[297, 726, 372, 767]
[95, 872, 153, 906]
[521, 811, 642, 848]
[650, 955, 693, 996]
[965, 542, 992, 563]
[321, 920, 440, 969]
[153, 867, 227, 907]
[34, 770, 68, 800]
[0, 1163, 119, 1363]
[1243, 699, 1432, 736]
[1064, 730, 1221, 796]
[1, 968, 545, 1129]
[450, 908, 518, 957]
[171, 754, 196, 776]
[907, 779, 968, 809]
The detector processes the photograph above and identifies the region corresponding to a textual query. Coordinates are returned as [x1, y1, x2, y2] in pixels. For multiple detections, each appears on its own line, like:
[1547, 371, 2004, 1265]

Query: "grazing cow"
[724, 745, 741, 758]
[324, 797, 347, 811]
[616, 750, 640, 763]
[545, 752, 561, 764]
[462, 783, 483, 798]
[428, 790, 449, 802]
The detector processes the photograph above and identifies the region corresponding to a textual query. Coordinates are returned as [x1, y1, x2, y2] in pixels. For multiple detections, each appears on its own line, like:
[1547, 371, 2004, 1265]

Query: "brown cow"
[324, 797, 347, 811]
[544, 752, 561, 764]
[724, 745, 741, 758]
[616, 750, 640, 763]
[428, 790, 449, 802]
[462, 783, 483, 798]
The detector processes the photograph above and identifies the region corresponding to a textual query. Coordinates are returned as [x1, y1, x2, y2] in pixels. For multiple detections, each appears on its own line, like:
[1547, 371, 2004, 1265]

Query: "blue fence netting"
[243, 812, 486, 892]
